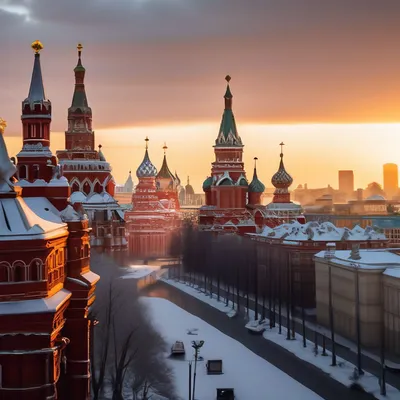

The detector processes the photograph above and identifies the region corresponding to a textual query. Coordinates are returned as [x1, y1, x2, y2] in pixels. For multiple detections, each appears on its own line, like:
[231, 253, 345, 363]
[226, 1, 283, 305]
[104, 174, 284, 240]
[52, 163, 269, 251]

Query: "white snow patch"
[163, 278, 399, 399]
[140, 297, 323, 400]
[120, 264, 161, 280]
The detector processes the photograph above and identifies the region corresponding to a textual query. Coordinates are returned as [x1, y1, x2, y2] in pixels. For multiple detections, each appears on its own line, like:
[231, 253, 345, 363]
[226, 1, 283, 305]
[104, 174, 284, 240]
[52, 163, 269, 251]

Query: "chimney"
[324, 242, 336, 259]
[349, 243, 361, 260]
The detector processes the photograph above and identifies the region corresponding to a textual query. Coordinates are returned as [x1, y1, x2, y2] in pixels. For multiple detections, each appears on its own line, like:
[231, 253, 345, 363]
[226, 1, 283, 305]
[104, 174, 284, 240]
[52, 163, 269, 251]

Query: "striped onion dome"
[271, 152, 293, 189]
[136, 147, 157, 178]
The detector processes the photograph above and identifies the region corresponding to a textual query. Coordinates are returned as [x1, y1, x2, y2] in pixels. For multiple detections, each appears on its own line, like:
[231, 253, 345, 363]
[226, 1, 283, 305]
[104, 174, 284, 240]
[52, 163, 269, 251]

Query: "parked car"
[171, 341, 185, 355]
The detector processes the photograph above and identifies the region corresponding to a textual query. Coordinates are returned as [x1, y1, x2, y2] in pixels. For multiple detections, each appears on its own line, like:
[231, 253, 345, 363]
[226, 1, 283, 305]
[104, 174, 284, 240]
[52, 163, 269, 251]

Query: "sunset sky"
[1, 0, 400, 191]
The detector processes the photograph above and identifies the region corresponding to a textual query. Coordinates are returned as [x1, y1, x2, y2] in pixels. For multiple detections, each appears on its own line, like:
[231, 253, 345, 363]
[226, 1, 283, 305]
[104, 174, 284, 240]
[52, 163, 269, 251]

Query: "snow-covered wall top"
[254, 220, 386, 242]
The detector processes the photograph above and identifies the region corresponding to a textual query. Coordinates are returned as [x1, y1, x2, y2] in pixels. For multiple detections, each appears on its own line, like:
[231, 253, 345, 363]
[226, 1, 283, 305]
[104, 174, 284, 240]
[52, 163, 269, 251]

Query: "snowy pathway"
[141, 297, 323, 400]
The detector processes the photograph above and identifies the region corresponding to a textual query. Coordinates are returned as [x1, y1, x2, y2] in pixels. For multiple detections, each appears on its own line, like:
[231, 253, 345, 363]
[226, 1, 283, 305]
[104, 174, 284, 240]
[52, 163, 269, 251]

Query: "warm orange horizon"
[2, 1, 400, 193]
[5, 122, 400, 194]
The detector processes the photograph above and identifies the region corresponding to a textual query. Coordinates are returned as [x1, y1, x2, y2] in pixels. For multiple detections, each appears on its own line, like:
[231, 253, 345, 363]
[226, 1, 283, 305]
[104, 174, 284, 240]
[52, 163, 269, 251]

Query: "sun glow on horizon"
[5, 122, 400, 193]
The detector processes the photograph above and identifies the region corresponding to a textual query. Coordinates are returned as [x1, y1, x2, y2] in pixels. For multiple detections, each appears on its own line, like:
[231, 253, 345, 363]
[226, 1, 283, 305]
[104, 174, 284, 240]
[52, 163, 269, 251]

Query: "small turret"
[156, 143, 176, 191]
[271, 143, 293, 203]
[248, 157, 265, 205]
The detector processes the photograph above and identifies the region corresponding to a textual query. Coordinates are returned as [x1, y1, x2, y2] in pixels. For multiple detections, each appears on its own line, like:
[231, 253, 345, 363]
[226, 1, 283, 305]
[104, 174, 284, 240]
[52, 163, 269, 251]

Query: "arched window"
[30, 259, 43, 281]
[94, 181, 102, 194]
[0, 262, 11, 283]
[33, 164, 40, 180]
[71, 180, 80, 193]
[19, 165, 28, 180]
[13, 262, 28, 282]
[83, 180, 91, 195]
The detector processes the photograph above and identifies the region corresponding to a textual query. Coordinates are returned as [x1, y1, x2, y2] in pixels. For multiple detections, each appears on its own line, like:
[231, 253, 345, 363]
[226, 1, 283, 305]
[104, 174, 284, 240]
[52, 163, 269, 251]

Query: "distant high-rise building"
[338, 170, 354, 197]
[383, 163, 398, 199]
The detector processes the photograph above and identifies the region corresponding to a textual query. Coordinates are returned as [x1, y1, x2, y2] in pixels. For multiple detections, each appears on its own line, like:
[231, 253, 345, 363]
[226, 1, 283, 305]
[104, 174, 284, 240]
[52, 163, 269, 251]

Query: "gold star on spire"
[31, 40, 44, 54]
[0, 118, 7, 134]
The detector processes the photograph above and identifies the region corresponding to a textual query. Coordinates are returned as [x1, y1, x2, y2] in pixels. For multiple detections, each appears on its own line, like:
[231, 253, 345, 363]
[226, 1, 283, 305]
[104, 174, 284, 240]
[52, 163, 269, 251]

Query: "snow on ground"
[120, 264, 161, 280]
[140, 297, 322, 400]
[162, 278, 399, 400]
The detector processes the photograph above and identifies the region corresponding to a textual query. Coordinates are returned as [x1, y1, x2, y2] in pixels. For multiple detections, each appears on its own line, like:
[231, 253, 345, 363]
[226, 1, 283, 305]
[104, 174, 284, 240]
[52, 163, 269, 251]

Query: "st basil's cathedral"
[200, 76, 304, 234]
[125, 139, 181, 257]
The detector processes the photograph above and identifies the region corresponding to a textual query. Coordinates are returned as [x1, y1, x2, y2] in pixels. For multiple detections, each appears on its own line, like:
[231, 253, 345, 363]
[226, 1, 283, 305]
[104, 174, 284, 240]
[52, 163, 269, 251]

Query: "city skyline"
[2, 0, 400, 191]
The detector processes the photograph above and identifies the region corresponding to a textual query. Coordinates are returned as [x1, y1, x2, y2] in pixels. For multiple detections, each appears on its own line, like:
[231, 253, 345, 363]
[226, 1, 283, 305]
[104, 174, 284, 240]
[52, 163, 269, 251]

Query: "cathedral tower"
[17, 41, 55, 182]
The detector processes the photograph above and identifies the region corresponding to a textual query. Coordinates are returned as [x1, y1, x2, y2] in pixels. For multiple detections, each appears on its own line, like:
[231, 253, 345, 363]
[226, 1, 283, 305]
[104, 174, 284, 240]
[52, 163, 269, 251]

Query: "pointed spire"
[70, 43, 90, 110]
[157, 143, 175, 180]
[0, 119, 17, 193]
[26, 40, 47, 103]
[216, 75, 242, 147]
[224, 75, 233, 109]
[249, 156, 265, 193]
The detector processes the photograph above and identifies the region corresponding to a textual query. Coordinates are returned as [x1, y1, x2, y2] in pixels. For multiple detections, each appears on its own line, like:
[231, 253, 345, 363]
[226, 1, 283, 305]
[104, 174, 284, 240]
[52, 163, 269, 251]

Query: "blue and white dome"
[136, 148, 157, 178]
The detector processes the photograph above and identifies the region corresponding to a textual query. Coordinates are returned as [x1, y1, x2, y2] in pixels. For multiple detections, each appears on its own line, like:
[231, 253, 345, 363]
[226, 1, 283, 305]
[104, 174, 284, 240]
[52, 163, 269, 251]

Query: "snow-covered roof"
[254, 220, 386, 242]
[383, 268, 400, 279]
[48, 176, 69, 187]
[366, 195, 386, 201]
[314, 249, 400, 271]
[0, 288, 71, 316]
[70, 190, 87, 203]
[0, 196, 68, 241]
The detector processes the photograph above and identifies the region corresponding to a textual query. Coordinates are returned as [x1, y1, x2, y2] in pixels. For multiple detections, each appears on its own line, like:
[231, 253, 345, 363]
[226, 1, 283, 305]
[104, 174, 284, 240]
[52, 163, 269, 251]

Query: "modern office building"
[338, 170, 354, 198]
[383, 163, 398, 199]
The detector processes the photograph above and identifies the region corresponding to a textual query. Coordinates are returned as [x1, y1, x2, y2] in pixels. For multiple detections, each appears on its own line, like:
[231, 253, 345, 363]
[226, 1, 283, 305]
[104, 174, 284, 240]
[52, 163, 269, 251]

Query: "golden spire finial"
[145, 136, 149, 150]
[31, 40, 44, 54]
[77, 43, 83, 58]
[225, 75, 231, 83]
[0, 118, 7, 134]
[163, 142, 168, 154]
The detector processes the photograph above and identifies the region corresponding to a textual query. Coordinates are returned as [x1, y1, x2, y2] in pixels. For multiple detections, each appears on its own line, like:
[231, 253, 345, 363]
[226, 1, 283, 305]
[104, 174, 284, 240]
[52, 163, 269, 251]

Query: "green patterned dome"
[202, 176, 213, 190]
[248, 166, 265, 193]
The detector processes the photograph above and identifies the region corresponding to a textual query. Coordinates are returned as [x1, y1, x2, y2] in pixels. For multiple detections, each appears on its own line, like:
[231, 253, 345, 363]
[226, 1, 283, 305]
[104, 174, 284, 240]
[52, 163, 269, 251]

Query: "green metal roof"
[249, 168, 265, 193]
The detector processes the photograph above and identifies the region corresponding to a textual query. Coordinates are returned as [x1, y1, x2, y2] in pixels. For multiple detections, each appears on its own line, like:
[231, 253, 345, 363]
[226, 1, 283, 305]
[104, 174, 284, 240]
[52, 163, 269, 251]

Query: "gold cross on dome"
[0, 118, 7, 134]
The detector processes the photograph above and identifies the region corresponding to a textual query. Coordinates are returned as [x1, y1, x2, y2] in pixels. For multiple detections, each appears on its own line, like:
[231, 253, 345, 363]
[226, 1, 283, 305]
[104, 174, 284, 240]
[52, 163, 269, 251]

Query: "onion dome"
[271, 143, 293, 189]
[203, 176, 213, 190]
[249, 157, 265, 193]
[136, 137, 157, 178]
[236, 173, 248, 187]
[185, 176, 195, 195]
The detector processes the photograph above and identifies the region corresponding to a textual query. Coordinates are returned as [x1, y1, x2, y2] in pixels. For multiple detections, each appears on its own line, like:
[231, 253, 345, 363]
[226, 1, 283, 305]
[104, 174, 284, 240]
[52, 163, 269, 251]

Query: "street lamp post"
[191, 340, 204, 400]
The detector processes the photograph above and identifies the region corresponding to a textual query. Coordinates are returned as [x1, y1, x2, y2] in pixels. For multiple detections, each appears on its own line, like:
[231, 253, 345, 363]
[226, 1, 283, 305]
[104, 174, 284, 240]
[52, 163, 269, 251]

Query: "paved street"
[142, 280, 376, 400]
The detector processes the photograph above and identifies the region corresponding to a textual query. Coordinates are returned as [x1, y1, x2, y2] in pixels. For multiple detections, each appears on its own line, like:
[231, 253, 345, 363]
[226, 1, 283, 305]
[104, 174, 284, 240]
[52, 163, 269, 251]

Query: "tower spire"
[224, 75, 233, 109]
[216, 75, 242, 147]
[26, 40, 47, 103]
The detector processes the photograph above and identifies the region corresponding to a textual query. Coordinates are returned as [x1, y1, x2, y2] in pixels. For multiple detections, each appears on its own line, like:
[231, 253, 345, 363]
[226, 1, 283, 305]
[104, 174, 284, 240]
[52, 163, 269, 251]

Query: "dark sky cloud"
[1, 0, 400, 134]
